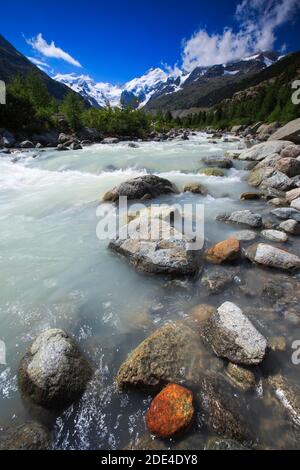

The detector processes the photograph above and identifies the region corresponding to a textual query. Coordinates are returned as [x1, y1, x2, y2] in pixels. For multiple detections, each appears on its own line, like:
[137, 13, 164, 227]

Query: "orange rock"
[206, 238, 240, 264]
[146, 384, 194, 438]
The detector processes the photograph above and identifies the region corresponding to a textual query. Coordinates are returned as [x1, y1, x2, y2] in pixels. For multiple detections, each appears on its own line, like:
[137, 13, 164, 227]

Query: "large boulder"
[203, 302, 267, 365]
[18, 329, 92, 410]
[109, 218, 202, 277]
[0, 423, 50, 450]
[238, 141, 292, 161]
[103, 175, 178, 202]
[256, 122, 281, 141]
[245, 243, 300, 271]
[217, 210, 262, 228]
[116, 322, 203, 391]
[269, 118, 300, 144]
[146, 384, 194, 438]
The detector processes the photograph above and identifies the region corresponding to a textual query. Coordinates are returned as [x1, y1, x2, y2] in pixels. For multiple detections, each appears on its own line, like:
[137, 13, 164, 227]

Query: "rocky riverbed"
[0, 132, 300, 450]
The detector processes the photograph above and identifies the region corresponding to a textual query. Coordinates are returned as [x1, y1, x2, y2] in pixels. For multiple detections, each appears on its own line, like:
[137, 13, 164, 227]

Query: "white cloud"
[182, 0, 300, 71]
[27, 33, 82, 68]
[27, 56, 50, 68]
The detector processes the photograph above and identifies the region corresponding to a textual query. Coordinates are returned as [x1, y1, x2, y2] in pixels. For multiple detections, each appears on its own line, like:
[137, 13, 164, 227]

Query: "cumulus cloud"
[27, 33, 82, 68]
[182, 0, 300, 71]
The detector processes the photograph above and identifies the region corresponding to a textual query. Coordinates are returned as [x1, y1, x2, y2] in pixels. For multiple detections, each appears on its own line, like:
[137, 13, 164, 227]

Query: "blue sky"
[1, 0, 300, 84]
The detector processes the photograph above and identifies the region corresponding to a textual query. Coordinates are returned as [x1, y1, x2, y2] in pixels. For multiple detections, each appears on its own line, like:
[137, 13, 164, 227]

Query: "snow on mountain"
[53, 73, 122, 108]
[53, 51, 280, 109]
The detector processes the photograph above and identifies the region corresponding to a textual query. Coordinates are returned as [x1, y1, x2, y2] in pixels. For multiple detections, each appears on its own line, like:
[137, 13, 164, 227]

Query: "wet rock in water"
[124, 434, 168, 450]
[206, 437, 248, 450]
[206, 238, 240, 264]
[291, 198, 300, 211]
[204, 302, 267, 365]
[238, 141, 292, 161]
[286, 188, 300, 203]
[116, 322, 203, 391]
[248, 168, 274, 187]
[281, 144, 300, 159]
[245, 243, 300, 271]
[188, 304, 216, 329]
[260, 171, 295, 192]
[199, 167, 225, 177]
[267, 375, 300, 427]
[128, 142, 139, 148]
[103, 175, 178, 202]
[275, 158, 300, 177]
[269, 336, 287, 352]
[197, 373, 254, 442]
[183, 183, 208, 195]
[271, 207, 300, 222]
[201, 266, 239, 294]
[240, 192, 262, 200]
[226, 363, 256, 391]
[261, 230, 288, 243]
[0, 422, 50, 450]
[109, 218, 202, 277]
[146, 384, 194, 438]
[261, 281, 285, 300]
[69, 142, 82, 150]
[269, 118, 300, 144]
[20, 140, 35, 149]
[202, 157, 233, 169]
[218, 210, 262, 228]
[279, 219, 300, 235]
[233, 230, 257, 242]
[268, 197, 287, 207]
[102, 137, 120, 144]
[18, 329, 92, 410]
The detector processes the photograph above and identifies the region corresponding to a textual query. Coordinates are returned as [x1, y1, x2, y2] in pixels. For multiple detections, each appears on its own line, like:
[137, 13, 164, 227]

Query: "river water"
[0, 133, 300, 449]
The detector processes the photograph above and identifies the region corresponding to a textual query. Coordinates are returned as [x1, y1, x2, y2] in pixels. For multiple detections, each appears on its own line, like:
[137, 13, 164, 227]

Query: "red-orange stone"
[146, 384, 194, 438]
[206, 237, 240, 264]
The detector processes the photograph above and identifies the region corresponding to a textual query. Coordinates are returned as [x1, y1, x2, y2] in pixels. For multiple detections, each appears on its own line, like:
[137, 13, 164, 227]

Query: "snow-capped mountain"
[53, 73, 122, 108]
[53, 51, 280, 110]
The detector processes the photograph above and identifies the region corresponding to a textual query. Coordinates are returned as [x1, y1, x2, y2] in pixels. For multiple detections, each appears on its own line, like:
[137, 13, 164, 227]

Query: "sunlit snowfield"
[1, 133, 300, 449]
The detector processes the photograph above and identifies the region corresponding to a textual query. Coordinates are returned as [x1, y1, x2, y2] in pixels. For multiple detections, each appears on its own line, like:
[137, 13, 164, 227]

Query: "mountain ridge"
[53, 51, 281, 111]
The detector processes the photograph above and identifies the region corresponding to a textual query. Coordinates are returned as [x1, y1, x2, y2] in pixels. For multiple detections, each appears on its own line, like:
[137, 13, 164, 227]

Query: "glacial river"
[0, 133, 300, 449]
